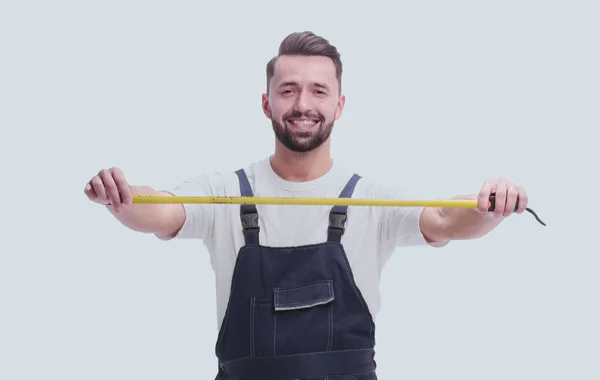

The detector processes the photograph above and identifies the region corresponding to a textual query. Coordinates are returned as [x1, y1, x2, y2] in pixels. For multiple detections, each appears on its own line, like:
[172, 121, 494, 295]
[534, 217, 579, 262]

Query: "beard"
[271, 110, 334, 153]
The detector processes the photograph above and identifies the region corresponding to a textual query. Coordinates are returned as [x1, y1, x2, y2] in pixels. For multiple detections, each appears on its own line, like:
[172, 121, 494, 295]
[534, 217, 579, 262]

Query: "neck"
[270, 140, 333, 182]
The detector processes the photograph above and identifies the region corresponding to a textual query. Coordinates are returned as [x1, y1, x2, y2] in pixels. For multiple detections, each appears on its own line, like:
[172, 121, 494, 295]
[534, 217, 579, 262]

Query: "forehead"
[272, 55, 338, 88]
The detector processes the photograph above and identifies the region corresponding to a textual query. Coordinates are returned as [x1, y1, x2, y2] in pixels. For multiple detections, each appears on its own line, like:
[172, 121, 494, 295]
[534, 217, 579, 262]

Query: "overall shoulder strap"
[327, 173, 362, 243]
[235, 169, 260, 246]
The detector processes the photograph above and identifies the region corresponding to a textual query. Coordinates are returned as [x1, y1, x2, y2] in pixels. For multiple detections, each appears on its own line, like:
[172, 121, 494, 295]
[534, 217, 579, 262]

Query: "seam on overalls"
[333, 242, 376, 346]
[249, 297, 255, 356]
[328, 282, 334, 351]
[215, 248, 243, 355]
[273, 305, 277, 357]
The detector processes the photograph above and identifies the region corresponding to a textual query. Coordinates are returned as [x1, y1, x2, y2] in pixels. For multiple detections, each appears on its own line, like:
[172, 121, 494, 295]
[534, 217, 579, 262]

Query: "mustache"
[283, 110, 324, 121]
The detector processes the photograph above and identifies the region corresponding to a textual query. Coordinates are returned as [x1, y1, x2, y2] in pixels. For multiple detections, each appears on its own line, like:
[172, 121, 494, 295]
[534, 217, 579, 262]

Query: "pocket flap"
[274, 281, 334, 311]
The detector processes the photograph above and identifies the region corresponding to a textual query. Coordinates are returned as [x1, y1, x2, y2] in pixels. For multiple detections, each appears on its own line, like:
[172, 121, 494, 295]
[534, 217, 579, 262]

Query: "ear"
[334, 94, 346, 121]
[262, 93, 272, 119]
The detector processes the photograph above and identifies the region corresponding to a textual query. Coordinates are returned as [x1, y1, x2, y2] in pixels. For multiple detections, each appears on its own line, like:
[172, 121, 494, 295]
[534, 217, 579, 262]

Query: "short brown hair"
[266, 31, 343, 94]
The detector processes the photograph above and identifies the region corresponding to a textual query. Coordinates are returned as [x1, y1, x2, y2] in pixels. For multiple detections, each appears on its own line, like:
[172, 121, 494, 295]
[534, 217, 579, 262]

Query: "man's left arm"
[419, 178, 529, 244]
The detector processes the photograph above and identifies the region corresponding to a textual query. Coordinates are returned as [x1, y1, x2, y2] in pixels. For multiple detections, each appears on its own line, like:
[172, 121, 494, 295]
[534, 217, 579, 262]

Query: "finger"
[84, 181, 98, 201]
[478, 179, 495, 213]
[516, 188, 528, 214]
[505, 185, 519, 216]
[99, 169, 122, 210]
[492, 180, 506, 216]
[111, 168, 132, 205]
[91, 175, 109, 203]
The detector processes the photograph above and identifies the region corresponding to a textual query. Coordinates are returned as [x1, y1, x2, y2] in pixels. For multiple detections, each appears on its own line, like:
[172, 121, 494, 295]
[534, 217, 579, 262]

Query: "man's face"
[262, 55, 345, 153]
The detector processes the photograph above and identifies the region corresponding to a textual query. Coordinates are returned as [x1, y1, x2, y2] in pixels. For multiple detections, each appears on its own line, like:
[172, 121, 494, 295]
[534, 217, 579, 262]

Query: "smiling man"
[84, 31, 530, 380]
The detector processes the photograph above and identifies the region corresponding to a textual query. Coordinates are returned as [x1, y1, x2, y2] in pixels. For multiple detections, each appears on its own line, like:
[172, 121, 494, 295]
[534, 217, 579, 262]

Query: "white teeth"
[289, 120, 317, 126]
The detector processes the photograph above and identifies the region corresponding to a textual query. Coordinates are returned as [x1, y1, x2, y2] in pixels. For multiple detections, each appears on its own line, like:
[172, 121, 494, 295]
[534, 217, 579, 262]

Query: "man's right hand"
[84, 167, 132, 213]
[84, 167, 185, 238]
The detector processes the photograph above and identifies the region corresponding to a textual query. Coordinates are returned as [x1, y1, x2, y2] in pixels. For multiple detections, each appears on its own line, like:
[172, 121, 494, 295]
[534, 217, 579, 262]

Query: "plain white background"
[1, 1, 598, 379]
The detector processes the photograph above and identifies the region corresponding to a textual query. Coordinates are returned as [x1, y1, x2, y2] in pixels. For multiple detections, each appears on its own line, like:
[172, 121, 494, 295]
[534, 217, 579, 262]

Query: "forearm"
[422, 195, 505, 242]
[420, 178, 530, 243]
[107, 186, 184, 237]
[443, 195, 505, 239]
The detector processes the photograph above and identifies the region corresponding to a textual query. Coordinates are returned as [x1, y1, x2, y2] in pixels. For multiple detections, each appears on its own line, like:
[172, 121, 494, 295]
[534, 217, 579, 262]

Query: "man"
[84, 31, 529, 380]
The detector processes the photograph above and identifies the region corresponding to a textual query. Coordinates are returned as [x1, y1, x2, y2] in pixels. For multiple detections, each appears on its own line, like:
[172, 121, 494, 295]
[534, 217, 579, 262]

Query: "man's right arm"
[84, 167, 186, 239]
[108, 187, 185, 239]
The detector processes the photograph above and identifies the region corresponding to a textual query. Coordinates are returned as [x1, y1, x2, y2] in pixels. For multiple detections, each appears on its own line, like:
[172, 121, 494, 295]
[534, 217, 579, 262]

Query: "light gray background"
[1, 1, 598, 379]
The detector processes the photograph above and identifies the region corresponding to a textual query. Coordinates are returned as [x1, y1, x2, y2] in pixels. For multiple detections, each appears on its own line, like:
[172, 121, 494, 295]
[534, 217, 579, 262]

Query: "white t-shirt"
[168, 157, 444, 329]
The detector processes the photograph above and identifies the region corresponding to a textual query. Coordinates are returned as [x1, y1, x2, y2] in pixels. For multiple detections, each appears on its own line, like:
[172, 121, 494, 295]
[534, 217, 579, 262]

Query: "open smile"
[286, 118, 320, 130]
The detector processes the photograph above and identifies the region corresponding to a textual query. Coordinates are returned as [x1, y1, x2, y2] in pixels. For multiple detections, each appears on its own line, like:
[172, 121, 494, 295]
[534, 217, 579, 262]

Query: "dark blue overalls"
[214, 169, 377, 380]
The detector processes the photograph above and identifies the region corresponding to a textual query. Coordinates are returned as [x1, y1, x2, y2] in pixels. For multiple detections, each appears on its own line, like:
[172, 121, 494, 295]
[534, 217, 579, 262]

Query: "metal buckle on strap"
[329, 212, 347, 231]
[241, 212, 259, 229]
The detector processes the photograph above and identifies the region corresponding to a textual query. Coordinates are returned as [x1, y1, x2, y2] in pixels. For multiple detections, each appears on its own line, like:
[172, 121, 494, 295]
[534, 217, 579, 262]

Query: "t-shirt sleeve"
[378, 184, 448, 248]
[167, 174, 217, 240]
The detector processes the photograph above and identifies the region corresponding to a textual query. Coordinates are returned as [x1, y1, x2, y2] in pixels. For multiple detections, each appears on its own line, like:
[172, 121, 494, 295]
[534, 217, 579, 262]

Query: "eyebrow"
[278, 81, 330, 90]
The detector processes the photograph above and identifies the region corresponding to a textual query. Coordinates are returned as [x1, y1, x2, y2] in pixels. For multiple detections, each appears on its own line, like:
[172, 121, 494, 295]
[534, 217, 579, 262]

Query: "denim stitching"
[249, 297, 255, 357]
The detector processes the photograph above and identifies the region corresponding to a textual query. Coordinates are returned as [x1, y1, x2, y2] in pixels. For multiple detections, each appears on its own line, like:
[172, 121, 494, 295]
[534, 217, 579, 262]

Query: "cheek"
[269, 101, 290, 119]
[322, 102, 339, 118]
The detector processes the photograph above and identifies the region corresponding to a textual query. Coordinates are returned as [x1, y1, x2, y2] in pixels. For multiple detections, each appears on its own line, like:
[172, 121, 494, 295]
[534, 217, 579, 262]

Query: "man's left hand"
[477, 178, 528, 216]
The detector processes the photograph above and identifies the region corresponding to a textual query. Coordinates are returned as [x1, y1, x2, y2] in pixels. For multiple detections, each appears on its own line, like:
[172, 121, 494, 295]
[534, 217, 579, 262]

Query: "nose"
[293, 90, 312, 112]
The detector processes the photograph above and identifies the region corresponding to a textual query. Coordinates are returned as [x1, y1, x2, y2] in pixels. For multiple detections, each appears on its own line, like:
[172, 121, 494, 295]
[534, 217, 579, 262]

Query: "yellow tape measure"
[130, 195, 546, 226]
[132, 195, 477, 208]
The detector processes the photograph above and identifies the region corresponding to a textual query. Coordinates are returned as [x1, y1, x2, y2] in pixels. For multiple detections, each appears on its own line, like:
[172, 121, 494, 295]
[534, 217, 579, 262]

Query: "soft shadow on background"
[1, 1, 598, 379]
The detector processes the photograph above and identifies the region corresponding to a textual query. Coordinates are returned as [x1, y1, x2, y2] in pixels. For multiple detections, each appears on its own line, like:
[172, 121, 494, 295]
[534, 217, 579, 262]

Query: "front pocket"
[273, 280, 335, 356]
[251, 297, 275, 357]
[274, 280, 335, 311]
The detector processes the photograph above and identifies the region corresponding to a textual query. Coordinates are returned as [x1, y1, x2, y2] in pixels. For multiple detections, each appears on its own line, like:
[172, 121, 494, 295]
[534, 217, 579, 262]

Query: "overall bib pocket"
[251, 280, 335, 357]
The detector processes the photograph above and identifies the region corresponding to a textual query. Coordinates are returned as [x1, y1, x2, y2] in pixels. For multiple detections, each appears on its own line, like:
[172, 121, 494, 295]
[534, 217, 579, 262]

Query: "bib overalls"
[214, 169, 378, 380]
